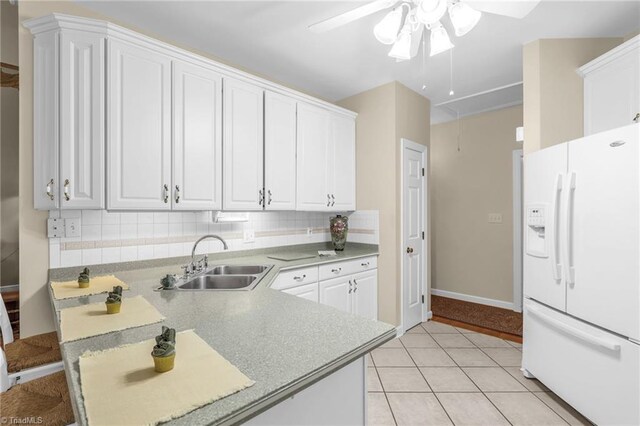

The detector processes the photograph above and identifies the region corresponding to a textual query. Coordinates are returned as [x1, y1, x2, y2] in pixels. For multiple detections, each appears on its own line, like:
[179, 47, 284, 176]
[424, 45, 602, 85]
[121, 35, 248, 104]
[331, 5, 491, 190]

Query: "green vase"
[330, 215, 349, 251]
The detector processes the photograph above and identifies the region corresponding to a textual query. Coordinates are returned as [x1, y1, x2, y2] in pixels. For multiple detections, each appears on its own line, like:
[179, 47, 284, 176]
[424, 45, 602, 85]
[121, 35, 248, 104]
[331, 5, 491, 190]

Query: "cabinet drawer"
[271, 266, 318, 290]
[523, 299, 640, 426]
[319, 256, 377, 281]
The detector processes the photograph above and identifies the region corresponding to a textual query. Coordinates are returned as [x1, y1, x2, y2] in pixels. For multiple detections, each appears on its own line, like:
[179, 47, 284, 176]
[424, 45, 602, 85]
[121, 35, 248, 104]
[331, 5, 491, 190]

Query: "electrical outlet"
[65, 217, 82, 238]
[243, 229, 255, 243]
[306, 227, 313, 236]
[488, 213, 503, 224]
[47, 218, 64, 238]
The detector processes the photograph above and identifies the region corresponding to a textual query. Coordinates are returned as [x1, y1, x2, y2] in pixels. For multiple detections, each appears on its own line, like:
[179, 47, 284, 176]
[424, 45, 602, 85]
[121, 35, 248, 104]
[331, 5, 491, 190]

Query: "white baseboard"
[431, 289, 514, 311]
[396, 325, 404, 338]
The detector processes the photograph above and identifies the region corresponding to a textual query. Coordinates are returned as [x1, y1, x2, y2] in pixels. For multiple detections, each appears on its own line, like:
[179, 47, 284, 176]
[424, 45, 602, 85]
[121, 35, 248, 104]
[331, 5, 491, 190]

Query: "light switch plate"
[47, 218, 65, 238]
[65, 217, 82, 238]
[488, 213, 503, 224]
[243, 229, 255, 243]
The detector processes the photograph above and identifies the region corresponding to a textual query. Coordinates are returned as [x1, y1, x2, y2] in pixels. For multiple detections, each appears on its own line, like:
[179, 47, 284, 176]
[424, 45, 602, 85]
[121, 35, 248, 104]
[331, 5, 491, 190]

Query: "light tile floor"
[367, 321, 592, 426]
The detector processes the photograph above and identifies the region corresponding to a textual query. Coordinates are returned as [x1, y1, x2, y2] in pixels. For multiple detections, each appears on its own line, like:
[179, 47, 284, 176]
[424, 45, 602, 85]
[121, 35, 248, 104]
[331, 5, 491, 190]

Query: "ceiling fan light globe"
[429, 23, 454, 56]
[417, 0, 447, 25]
[374, 7, 404, 45]
[448, 2, 481, 37]
[388, 29, 412, 60]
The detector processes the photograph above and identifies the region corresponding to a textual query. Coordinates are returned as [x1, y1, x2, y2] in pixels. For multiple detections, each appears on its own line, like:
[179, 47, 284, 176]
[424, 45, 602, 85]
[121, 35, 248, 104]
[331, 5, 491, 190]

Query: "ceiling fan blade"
[461, 0, 541, 19]
[308, 0, 399, 33]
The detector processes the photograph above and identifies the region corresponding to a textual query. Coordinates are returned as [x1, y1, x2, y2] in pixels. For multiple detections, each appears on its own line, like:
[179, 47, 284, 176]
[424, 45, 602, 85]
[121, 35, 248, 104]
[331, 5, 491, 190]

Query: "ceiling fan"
[309, 0, 541, 60]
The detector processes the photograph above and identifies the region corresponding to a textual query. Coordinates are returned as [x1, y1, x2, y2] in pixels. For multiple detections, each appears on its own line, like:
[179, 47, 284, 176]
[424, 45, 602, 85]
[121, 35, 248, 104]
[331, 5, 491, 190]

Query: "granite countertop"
[48, 242, 396, 425]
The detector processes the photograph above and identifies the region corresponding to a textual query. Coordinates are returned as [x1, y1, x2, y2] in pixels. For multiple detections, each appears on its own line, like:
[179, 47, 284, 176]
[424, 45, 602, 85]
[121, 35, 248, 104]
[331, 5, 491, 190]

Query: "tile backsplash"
[48, 210, 379, 268]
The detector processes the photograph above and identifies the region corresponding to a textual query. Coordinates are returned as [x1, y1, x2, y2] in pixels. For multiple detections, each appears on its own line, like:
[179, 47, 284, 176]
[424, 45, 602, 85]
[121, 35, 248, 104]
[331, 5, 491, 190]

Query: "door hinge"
[421, 295, 424, 304]
[421, 231, 424, 240]
[421, 167, 425, 176]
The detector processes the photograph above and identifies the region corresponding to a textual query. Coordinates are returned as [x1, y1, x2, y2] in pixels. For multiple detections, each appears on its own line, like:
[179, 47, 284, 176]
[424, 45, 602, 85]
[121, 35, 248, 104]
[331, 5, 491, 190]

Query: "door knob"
[406, 247, 414, 254]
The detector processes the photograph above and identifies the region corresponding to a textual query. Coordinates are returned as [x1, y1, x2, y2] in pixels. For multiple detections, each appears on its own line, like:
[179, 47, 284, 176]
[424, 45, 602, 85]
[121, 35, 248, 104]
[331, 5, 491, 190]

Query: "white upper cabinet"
[172, 62, 223, 210]
[297, 103, 356, 211]
[580, 36, 640, 135]
[59, 31, 105, 209]
[32, 30, 105, 210]
[329, 114, 356, 211]
[264, 91, 297, 210]
[223, 78, 264, 210]
[107, 40, 172, 210]
[297, 103, 331, 211]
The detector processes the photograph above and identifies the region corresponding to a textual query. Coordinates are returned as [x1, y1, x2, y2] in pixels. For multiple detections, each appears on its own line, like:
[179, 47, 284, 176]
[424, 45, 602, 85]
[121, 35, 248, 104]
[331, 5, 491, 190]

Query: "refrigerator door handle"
[551, 174, 563, 281]
[564, 172, 577, 285]
[526, 305, 620, 351]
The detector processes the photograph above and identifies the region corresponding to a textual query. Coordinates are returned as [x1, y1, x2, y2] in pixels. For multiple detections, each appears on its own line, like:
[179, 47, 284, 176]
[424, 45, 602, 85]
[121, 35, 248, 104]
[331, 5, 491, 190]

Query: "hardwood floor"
[432, 315, 523, 344]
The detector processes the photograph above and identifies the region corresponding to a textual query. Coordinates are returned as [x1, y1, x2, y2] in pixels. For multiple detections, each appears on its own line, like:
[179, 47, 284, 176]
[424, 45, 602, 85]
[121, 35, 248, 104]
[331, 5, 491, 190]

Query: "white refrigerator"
[523, 123, 640, 426]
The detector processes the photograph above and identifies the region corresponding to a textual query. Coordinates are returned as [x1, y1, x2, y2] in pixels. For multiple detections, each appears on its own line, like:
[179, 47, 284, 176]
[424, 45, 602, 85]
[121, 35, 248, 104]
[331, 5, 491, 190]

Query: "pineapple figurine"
[152, 326, 176, 373]
[105, 286, 123, 314]
[77, 267, 91, 288]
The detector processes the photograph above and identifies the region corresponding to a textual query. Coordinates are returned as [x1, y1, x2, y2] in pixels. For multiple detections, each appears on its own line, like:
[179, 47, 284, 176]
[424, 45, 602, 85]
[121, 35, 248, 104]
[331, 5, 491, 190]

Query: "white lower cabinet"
[274, 257, 378, 320]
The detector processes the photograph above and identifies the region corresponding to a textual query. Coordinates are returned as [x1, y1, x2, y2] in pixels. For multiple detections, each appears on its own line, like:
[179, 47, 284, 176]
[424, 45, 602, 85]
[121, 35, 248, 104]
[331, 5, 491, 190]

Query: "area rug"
[431, 295, 523, 336]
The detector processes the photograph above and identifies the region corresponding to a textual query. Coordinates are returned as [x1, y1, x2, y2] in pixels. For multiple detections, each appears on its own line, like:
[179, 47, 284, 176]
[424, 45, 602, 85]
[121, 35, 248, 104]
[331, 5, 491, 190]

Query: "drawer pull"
[294, 274, 306, 281]
[331, 268, 342, 273]
[526, 305, 620, 351]
[361, 262, 370, 267]
[348, 280, 352, 294]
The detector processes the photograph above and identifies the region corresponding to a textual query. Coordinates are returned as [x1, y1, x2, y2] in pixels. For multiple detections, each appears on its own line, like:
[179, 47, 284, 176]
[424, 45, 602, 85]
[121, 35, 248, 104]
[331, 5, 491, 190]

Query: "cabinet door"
[223, 78, 264, 210]
[264, 91, 297, 210]
[297, 103, 330, 211]
[352, 270, 377, 320]
[584, 49, 640, 135]
[319, 276, 352, 314]
[107, 40, 172, 210]
[328, 113, 356, 211]
[173, 61, 222, 210]
[282, 282, 319, 303]
[59, 31, 105, 209]
[566, 124, 639, 340]
[33, 32, 59, 210]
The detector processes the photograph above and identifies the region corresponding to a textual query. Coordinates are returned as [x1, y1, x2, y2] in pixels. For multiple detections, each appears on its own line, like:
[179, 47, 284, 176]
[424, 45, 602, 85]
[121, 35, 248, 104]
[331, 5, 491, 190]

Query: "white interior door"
[107, 39, 172, 210]
[264, 91, 297, 210]
[297, 103, 330, 211]
[566, 124, 639, 340]
[319, 277, 352, 314]
[402, 140, 425, 331]
[223, 78, 264, 210]
[329, 113, 356, 211]
[172, 61, 222, 210]
[59, 31, 105, 209]
[523, 143, 568, 311]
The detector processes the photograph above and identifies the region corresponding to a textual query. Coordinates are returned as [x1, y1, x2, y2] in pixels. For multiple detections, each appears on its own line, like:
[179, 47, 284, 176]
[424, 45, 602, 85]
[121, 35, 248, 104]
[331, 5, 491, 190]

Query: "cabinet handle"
[361, 262, 370, 267]
[331, 267, 342, 273]
[633, 113, 639, 123]
[175, 185, 180, 203]
[327, 194, 331, 207]
[348, 280, 352, 294]
[354, 279, 358, 292]
[293, 274, 306, 281]
[259, 189, 264, 206]
[163, 184, 169, 203]
[46, 178, 54, 201]
[331, 194, 335, 207]
[63, 179, 70, 201]
[267, 190, 272, 206]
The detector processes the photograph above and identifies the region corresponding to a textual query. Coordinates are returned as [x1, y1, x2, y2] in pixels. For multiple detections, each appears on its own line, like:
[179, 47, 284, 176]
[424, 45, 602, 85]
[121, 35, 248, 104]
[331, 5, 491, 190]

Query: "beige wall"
[523, 38, 622, 154]
[431, 105, 522, 303]
[17, 1, 331, 337]
[339, 82, 430, 326]
[1, 0, 20, 288]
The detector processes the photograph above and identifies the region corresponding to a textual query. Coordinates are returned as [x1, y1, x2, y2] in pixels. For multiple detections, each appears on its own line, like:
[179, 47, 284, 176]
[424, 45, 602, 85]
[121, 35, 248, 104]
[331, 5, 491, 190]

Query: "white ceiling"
[77, 0, 639, 122]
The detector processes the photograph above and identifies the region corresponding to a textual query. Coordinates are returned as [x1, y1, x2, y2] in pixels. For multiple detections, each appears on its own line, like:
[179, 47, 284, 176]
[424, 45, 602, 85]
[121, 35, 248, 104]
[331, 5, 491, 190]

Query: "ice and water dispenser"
[526, 204, 547, 257]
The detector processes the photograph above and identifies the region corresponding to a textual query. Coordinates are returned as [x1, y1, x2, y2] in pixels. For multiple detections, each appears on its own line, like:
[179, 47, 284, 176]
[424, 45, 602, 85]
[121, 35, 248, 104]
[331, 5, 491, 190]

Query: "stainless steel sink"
[207, 265, 270, 275]
[178, 275, 257, 290]
[174, 264, 273, 291]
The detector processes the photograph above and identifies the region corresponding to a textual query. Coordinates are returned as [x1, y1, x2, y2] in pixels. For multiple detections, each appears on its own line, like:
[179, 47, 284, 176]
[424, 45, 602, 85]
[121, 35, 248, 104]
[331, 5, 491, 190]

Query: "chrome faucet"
[188, 234, 228, 274]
